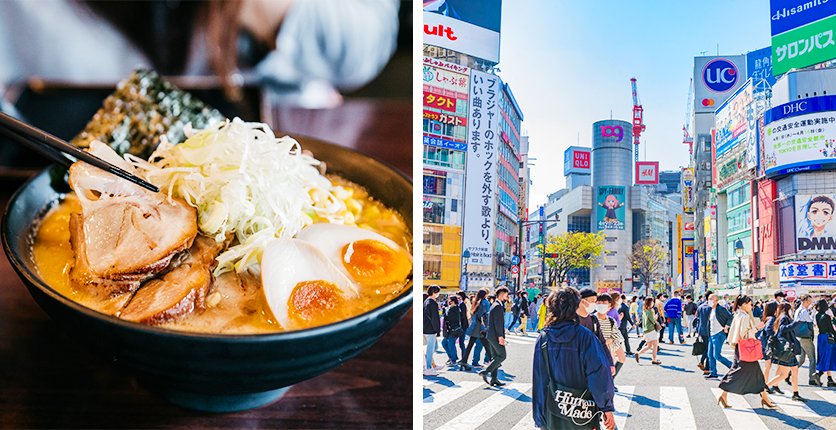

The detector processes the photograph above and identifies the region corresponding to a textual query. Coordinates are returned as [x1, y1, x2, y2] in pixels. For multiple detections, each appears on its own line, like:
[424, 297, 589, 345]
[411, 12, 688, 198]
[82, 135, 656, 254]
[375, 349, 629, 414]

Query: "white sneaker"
[424, 368, 438, 376]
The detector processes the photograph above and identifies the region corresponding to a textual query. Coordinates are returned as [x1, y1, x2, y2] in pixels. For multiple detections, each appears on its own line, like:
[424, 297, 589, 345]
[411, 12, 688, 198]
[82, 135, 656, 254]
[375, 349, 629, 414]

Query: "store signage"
[600, 125, 624, 142]
[423, 136, 467, 151]
[563, 146, 592, 175]
[423, 109, 467, 126]
[770, 0, 835, 36]
[684, 222, 695, 231]
[780, 261, 836, 282]
[747, 46, 777, 87]
[423, 91, 457, 112]
[763, 95, 836, 176]
[422, 1, 502, 64]
[635, 161, 659, 185]
[702, 58, 739, 92]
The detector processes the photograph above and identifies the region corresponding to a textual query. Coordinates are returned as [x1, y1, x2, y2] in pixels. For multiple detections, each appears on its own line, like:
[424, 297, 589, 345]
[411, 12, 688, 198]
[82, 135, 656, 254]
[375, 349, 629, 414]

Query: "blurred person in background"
[0, 0, 400, 109]
[441, 295, 463, 367]
[423, 285, 441, 376]
[815, 299, 836, 386]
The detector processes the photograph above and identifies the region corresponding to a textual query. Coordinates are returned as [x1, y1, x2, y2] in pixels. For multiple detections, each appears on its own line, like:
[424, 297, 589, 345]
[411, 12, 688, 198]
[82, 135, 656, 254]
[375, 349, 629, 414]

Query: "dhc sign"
[702, 58, 738, 93]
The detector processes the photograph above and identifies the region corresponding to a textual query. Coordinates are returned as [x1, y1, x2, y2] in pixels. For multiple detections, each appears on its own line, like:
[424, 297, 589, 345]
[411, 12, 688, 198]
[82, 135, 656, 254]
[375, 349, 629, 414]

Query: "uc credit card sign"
[694, 55, 746, 114]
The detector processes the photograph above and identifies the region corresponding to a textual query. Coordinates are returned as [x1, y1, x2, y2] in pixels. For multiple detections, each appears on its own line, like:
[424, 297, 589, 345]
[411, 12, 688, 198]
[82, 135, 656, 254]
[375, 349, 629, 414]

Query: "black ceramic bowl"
[2, 136, 412, 412]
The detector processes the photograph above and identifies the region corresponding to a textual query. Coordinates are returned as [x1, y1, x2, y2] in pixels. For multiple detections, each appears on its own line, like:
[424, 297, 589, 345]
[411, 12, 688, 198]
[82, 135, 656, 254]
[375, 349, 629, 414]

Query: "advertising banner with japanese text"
[635, 161, 659, 185]
[747, 46, 777, 88]
[763, 95, 836, 176]
[681, 168, 695, 214]
[461, 69, 500, 281]
[769, 0, 836, 76]
[795, 194, 836, 255]
[423, 0, 502, 63]
[596, 186, 626, 230]
[714, 79, 757, 190]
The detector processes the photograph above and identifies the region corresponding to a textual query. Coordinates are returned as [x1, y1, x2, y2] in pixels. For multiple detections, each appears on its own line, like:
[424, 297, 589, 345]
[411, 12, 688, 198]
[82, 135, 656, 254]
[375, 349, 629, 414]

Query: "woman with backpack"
[442, 295, 464, 366]
[765, 302, 807, 402]
[716, 296, 776, 409]
[532, 288, 616, 430]
[760, 301, 779, 382]
[458, 289, 490, 371]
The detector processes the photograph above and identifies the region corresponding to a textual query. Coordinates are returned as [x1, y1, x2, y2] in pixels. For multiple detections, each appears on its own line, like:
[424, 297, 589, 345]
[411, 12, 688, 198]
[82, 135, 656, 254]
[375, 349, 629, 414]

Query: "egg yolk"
[341, 239, 411, 287]
[288, 280, 349, 327]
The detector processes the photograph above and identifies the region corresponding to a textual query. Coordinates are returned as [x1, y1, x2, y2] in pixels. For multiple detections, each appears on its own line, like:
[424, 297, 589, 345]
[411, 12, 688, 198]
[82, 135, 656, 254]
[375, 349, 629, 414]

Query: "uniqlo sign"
[635, 161, 659, 185]
[563, 146, 591, 176]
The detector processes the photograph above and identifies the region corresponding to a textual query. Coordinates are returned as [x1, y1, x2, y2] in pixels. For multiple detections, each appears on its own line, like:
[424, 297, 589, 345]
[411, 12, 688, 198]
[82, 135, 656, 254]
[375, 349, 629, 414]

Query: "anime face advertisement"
[597, 186, 626, 230]
[796, 194, 836, 254]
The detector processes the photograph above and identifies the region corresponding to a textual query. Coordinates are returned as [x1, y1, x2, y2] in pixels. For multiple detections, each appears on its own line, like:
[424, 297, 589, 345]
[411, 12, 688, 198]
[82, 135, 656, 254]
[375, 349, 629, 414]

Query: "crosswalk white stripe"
[423, 381, 484, 415]
[710, 388, 769, 430]
[506, 338, 537, 345]
[613, 385, 635, 430]
[509, 410, 536, 430]
[435, 383, 531, 430]
[769, 391, 822, 418]
[659, 386, 696, 430]
[815, 389, 836, 404]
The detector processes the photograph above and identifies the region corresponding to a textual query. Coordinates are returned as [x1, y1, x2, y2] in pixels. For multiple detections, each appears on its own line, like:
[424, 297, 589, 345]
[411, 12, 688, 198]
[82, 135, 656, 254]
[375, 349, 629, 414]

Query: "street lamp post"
[460, 249, 471, 292]
[734, 239, 744, 297]
[516, 215, 560, 295]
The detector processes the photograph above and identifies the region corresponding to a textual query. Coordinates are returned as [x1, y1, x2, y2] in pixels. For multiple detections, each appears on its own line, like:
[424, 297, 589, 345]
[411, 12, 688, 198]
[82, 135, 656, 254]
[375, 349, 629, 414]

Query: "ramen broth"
[32, 178, 411, 334]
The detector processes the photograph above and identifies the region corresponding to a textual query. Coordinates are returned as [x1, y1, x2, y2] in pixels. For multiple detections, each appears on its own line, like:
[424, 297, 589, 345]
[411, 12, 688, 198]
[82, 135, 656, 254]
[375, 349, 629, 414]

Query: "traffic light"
[542, 253, 559, 258]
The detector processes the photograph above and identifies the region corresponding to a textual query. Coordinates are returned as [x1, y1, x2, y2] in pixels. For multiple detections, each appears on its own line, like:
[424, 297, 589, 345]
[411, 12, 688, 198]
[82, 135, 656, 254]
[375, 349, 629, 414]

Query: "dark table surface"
[0, 98, 413, 429]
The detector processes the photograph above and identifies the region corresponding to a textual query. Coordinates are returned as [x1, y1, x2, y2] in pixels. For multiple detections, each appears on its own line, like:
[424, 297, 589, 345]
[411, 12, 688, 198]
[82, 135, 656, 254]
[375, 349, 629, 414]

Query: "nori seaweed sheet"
[70, 69, 224, 160]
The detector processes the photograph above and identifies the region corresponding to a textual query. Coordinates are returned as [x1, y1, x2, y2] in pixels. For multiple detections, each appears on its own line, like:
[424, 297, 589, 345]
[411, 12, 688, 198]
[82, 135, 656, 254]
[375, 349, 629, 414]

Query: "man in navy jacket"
[533, 287, 615, 430]
[664, 291, 685, 344]
[697, 294, 732, 378]
[694, 293, 713, 374]
[481, 287, 509, 387]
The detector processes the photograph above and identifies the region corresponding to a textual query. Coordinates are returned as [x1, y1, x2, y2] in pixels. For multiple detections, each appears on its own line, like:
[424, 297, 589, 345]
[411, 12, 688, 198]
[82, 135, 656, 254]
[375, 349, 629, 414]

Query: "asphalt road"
[422, 327, 836, 430]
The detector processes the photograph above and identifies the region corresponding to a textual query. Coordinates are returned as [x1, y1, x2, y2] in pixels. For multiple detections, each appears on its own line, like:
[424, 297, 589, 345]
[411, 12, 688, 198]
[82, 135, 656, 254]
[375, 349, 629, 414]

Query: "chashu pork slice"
[68, 140, 198, 280]
[68, 213, 142, 315]
[120, 236, 225, 325]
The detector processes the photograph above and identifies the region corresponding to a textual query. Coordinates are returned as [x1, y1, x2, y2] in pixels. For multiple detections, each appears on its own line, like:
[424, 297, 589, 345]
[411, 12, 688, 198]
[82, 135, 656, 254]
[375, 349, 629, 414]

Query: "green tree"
[628, 239, 668, 294]
[539, 232, 605, 287]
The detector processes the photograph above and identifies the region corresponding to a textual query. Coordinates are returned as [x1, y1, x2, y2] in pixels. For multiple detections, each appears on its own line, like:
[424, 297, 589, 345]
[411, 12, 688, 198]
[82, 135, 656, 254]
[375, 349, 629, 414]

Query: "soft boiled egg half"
[261, 224, 411, 330]
[261, 239, 359, 330]
[295, 223, 412, 288]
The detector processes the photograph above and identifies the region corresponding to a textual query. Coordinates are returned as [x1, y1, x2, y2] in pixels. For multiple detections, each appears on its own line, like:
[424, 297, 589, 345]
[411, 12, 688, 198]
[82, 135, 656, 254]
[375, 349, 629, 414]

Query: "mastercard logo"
[701, 98, 715, 107]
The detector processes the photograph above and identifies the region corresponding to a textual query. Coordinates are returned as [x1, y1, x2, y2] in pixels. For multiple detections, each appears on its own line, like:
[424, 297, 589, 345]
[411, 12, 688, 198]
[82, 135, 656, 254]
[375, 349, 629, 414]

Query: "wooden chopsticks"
[0, 112, 159, 193]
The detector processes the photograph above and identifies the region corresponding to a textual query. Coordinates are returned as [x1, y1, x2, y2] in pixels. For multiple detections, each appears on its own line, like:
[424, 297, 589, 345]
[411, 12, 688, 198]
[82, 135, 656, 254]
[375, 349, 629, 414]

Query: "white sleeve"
[256, 0, 400, 91]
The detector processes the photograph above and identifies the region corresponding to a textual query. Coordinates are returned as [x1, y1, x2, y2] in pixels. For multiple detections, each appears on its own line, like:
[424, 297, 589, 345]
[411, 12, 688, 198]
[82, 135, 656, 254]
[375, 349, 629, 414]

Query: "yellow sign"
[676, 215, 683, 276]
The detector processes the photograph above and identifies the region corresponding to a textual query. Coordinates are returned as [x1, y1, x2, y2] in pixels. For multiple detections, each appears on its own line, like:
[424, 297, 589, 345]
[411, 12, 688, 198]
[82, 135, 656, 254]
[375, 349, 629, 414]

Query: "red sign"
[573, 150, 591, 169]
[756, 179, 777, 278]
[511, 266, 519, 275]
[423, 91, 457, 112]
[423, 109, 466, 126]
[635, 161, 660, 185]
[684, 222, 695, 231]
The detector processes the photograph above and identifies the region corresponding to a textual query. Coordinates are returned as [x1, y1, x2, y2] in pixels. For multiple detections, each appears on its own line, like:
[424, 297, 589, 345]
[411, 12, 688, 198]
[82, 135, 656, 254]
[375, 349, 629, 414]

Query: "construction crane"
[682, 78, 694, 154]
[630, 78, 646, 162]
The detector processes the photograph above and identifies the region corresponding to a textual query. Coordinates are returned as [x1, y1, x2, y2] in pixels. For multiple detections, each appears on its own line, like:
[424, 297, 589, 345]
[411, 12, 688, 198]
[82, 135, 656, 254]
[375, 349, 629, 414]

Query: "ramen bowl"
[2, 136, 412, 412]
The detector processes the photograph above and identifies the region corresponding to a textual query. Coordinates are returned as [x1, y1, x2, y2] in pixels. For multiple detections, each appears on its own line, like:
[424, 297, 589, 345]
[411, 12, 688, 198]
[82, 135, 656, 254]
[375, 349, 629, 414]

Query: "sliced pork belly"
[120, 236, 225, 325]
[67, 141, 197, 280]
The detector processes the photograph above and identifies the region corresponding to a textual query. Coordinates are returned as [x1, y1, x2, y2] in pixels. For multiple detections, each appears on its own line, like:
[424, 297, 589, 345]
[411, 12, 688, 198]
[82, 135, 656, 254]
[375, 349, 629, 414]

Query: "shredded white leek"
[126, 118, 349, 275]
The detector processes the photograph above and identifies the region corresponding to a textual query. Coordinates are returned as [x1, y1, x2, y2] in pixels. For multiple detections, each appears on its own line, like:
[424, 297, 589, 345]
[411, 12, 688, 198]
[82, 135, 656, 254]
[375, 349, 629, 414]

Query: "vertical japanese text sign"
[462, 69, 500, 286]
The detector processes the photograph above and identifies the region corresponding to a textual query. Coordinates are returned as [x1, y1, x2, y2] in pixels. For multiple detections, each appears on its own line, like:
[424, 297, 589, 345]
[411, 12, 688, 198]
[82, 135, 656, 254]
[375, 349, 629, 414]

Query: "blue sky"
[497, 1, 771, 207]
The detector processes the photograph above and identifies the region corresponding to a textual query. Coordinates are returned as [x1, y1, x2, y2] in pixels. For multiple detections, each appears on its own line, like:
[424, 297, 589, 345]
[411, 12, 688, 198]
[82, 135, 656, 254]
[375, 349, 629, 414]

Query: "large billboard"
[596, 185, 626, 230]
[770, 0, 836, 76]
[694, 55, 747, 114]
[763, 95, 836, 176]
[461, 69, 500, 282]
[563, 146, 591, 176]
[423, 0, 502, 64]
[714, 79, 757, 190]
[796, 194, 836, 254]
[681, 167, 695, 214]
[422, 57, 469, 152]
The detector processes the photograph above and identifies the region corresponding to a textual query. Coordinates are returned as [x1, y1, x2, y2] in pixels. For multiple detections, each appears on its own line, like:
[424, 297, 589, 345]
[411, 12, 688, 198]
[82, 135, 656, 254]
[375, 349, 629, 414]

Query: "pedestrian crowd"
[423, 284, 836, 429]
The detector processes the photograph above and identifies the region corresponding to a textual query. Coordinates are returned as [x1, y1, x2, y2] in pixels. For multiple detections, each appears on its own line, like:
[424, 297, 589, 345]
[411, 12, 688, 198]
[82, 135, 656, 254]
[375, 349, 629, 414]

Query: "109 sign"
[600, 125, 624, 142]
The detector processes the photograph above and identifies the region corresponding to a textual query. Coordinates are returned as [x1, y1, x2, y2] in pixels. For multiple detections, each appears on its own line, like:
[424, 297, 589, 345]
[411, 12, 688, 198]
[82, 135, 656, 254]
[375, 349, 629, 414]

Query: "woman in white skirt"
[635, 297, 661, 365]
